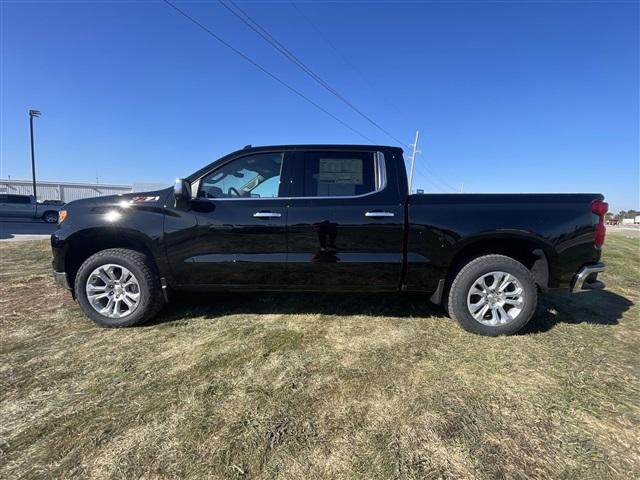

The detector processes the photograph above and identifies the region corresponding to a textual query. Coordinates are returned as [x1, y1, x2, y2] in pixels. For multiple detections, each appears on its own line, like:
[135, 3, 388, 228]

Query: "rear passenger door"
[285, 149, 405, 290]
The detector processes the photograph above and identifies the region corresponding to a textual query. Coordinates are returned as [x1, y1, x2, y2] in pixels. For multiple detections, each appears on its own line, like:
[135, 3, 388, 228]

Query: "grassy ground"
[1, 233, 638, 479]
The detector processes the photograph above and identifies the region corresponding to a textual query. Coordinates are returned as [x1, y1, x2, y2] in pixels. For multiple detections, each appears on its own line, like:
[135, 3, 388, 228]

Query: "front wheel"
[447, 254, 537, 336]
[74, 248, 164, 327]
[42, 211, 58, 223]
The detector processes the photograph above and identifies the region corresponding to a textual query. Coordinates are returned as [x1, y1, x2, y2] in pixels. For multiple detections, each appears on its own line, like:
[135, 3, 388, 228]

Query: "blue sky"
[1, 0, 638, 210]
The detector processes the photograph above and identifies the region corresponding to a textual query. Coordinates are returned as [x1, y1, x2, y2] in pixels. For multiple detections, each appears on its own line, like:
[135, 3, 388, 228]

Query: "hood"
[63, 187, 173, 211]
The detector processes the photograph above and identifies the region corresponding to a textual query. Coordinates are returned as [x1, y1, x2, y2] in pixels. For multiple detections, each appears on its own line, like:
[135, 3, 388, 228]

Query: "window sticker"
[318, 158, 363, 185]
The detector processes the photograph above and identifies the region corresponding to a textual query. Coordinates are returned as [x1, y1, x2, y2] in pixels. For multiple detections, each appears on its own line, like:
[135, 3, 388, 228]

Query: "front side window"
[303, 151, 378, 197]
[198, 152, 284, 199]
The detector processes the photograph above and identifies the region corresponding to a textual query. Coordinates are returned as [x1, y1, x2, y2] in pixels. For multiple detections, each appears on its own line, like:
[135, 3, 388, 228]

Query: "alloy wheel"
[85, 264, 141, 318]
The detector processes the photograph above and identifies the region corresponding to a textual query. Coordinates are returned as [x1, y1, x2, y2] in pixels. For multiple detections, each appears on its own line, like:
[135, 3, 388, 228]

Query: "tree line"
[606, 209, 639, 221]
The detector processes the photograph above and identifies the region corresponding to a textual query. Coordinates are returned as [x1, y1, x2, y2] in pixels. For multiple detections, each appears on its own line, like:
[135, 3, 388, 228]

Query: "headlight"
[58, 210, 68, 224]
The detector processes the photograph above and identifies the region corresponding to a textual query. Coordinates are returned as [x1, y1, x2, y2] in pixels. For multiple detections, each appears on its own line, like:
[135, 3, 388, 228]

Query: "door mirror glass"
[174, 178, 192, 209]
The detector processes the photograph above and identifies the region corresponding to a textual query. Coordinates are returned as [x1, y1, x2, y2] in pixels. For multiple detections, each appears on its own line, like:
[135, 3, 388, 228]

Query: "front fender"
[51, 203, 169, 287]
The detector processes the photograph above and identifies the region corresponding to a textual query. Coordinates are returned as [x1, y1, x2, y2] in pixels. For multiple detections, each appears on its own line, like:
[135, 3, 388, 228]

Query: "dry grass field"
[1, 232, 638, 479]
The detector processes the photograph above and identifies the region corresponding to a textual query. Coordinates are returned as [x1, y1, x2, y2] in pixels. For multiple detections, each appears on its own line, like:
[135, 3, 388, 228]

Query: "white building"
[0, 179, 132, 202]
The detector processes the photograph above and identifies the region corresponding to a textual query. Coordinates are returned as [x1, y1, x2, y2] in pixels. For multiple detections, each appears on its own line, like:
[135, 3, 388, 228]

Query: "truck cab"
[167, 146, 406, 290]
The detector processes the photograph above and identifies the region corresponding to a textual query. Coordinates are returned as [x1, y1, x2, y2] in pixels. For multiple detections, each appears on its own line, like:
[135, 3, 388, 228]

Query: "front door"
[285, 149, 405, 290]
[166, 150, 290, 287]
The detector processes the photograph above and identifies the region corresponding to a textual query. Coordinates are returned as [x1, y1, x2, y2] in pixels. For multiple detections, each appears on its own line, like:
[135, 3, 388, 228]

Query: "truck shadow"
[155, 291, 447, 324]
[153, 289, 632, 333]
[523, 290, 633, 334]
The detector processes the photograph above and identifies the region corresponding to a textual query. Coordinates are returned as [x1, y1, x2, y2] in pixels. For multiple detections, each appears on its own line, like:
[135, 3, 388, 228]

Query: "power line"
[289, 1, 409, 120]
[407, 144, 458, 193]
[412, 160, 458, 193]
[162, 0, 376, 144]
[421, 163, 458, 192]
[286, 2, 460, 191]
[411, 164, 447, 193]
[164, 0, 460, 191]
[290, 2, 454, 190]
[218, 0, 409, 149]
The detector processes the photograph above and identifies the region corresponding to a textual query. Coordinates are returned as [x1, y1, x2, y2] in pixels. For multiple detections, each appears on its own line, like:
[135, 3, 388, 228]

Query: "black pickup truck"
[51, 145, 608, 335]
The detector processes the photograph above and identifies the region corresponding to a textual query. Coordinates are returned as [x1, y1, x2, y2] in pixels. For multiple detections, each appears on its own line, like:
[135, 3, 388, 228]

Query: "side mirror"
[174, 178, 192, 209]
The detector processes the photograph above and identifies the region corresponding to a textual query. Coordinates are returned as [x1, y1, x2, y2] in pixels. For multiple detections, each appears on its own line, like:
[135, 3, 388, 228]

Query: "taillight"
[592, 200, 608, 247]
[592, 200, 608, 217]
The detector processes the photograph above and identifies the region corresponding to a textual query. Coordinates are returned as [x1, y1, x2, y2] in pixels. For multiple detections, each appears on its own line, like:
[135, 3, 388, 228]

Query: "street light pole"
[29, 109, 41, 200]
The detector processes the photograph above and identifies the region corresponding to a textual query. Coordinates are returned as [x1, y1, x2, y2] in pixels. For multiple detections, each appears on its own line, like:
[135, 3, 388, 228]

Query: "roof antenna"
[243, 144, 252, 149]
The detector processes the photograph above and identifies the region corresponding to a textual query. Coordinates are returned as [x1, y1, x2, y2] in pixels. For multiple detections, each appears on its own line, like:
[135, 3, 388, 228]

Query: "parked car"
[51, 145, 607, 335]
[0, 194, 63, 223]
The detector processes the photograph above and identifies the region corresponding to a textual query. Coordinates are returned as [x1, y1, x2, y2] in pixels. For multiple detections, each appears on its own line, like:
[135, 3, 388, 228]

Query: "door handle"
[253, 211, 282, 218]
[364, 211, 395, 218]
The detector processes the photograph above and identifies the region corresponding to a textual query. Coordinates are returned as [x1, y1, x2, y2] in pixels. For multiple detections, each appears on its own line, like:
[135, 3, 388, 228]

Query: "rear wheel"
[42, 211, 58, 223]
[447, 254, 537, 336]
[74, 248, 164, 327]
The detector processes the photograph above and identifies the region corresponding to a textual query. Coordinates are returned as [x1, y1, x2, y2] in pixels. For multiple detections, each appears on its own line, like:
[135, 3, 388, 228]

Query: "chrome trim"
[570, 263, 605, 293]
[253, 212, 282, 218]
[365, 211, 394, 217]
[376, 151, 387, 191]
[192, 150, 388, 201]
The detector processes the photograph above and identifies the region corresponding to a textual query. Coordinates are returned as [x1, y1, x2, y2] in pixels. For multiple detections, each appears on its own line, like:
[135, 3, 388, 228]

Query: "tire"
[447, 254, 537, 336]
[42, 211, 58, 223]
[74, 248, 164, 327]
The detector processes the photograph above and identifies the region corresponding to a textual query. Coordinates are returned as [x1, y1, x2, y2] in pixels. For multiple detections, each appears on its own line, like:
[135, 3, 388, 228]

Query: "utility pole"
[408, 129, 420, 193]
[29, 109, 41, 199]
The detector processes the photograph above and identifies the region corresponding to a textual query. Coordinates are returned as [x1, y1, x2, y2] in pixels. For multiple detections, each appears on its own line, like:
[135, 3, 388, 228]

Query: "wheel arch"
[446, 233, 556, 290]
[64, 228, 163, 290]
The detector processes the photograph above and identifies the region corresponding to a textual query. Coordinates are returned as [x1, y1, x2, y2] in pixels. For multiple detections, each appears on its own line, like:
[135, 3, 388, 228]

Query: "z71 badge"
[130, 196, 160, 203]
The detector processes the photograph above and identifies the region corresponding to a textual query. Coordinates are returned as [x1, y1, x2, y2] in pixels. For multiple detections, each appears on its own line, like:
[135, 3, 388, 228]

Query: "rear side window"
[303, 151, 378, 197]
[6, 195, 30, 204]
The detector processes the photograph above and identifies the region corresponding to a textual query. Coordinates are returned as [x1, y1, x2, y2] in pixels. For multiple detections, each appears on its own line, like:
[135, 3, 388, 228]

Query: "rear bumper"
[52, 270, 71, 290]
[570, 263, 605, 293]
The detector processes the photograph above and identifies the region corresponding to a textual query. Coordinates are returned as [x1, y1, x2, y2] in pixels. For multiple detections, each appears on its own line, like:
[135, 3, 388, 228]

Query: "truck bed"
[405, 193, 604, 291]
